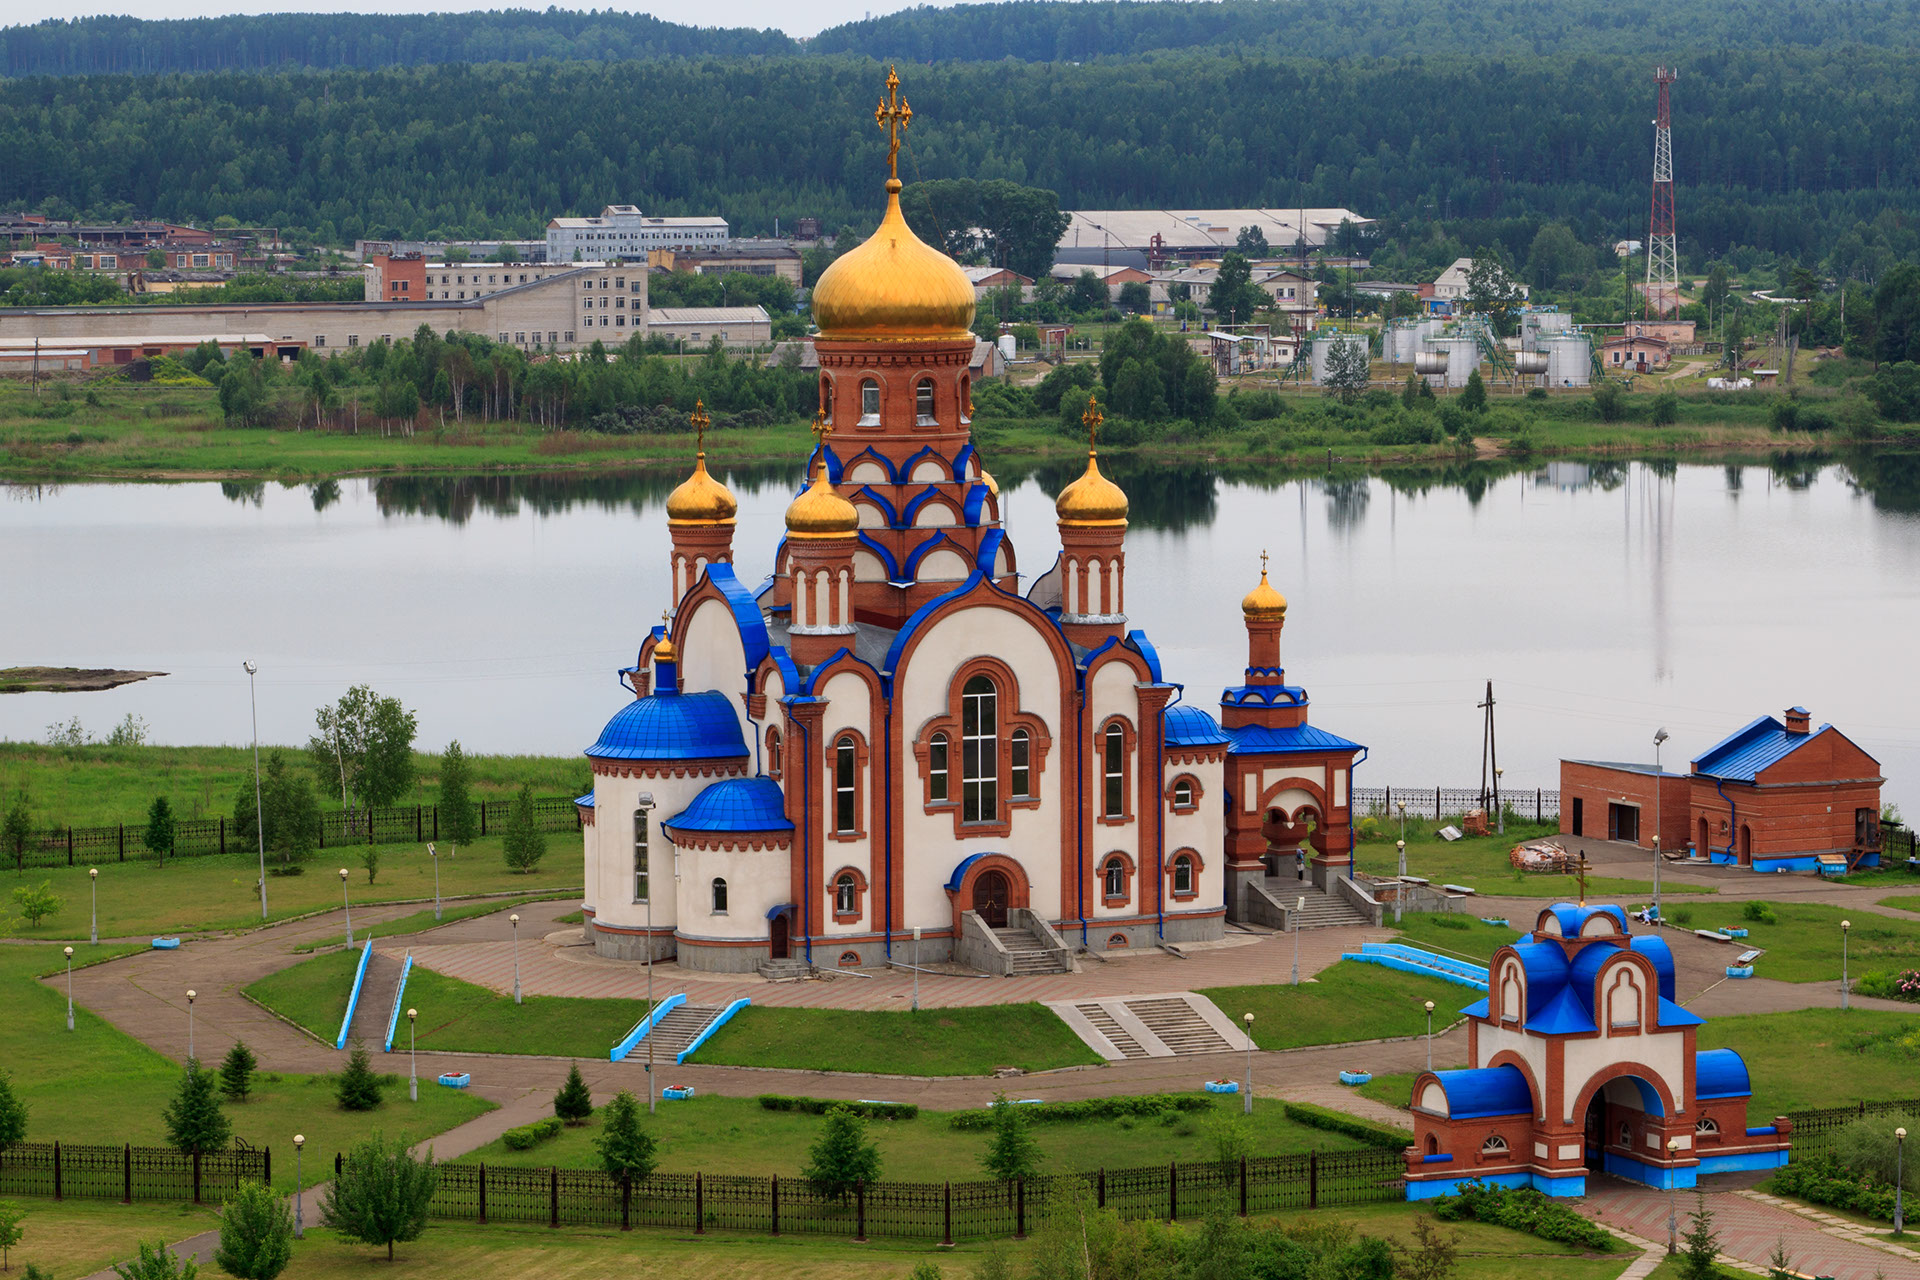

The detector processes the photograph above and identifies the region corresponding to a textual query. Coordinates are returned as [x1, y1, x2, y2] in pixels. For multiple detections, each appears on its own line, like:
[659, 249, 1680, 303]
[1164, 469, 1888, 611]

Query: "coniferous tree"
[980, 1094, 1042, 1183]
[162, 1061, 232, 1156]
[218, 1042, 258, 1103]
[593, 1090, 657, 1187]
[0, 1072, 25, 1151]
[501, 784, 545, 873]
[212, 1181, 292, 1280]
[319, 1131, 437, 1262]
[335, 1045, 383, 1112]
[803, 1105, 881, 1203]
[1679, 1191, 1721, 1280]
[437, 741, 478, 844]
[1460, 368, 1488, 411]
[144, 796, 176, 860]
[552, 1065, 593, 1124]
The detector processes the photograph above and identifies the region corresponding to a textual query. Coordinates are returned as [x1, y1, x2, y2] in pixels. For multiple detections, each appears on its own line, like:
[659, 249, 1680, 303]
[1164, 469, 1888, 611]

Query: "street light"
[293, 1134, 305, 1239]
[244, 661, 267, 921]
[64, 946, 74, 1031]
[1842, 919, 1852, 1010]
[1494, 767, 1505, 835]
[1666, 1136, 1682, 1253]
[635, 791, 660, 1114]
[428, 842, 441, 922]
[407, 1007, 418, 1101]
[89, 868, 98, 945]
[187, 988, 196, 1060]
[1898, 1126, 1908, 1235]
[510, 914, 523, 1005]
[1654, 727, 1670, 918]
[340, 868, 353, 946]
[911, 925, 922, 1013]
[1424, 999, 1435, 1071]
[1291, 895, 1306, 985]
[1395, 839, 1407, 924]
[1242, 1012, 1255, 1115]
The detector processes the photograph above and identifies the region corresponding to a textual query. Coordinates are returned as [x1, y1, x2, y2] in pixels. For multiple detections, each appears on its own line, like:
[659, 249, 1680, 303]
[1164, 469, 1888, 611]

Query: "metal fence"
[423, 1149, 1406, 1242]
[0, 1142, 270, 1204]
[1782, 1099, 1920, 1154]
[1884, 827, 1919, 862]
[1353, 786, 1561, 825]
[6, 796, 582, 871]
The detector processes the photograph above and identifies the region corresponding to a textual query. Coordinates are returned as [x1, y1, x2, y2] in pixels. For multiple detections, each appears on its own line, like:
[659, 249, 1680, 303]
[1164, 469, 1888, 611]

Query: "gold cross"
[1260, 549, 1270, 576]
[1082, 394, 1103, 451]
[811, 408, 833, 448]
[874, 65, 912, 182]
[689, 399, 709, 454]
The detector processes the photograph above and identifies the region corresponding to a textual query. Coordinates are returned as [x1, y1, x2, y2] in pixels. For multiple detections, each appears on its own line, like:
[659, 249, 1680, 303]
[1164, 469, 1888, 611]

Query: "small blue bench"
[1725, 966, 1754, 979]
[1720, 928, 1749, 939]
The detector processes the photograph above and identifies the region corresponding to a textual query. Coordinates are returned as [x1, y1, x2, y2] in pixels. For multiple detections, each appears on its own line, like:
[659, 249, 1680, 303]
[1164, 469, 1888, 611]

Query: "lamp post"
[1242, 1012, 1255, 1115]
[293, 1134, 305, 1239]
[1653, 727, 1670, 916]
[64, 946, 74, 1031]
[1651, 835, 1662, 922]
[1291, 895, 1305, 986]
[510, 914, 523, 1005]
[1494, 767, 1505, 835]
[1395, 838, 1407, 924]
[244, 661, 267, 921]
[339, 868, 353, 946]
[1666, 1136, 1682, 1253]
[428, 843, 441, 922]
[637, 791, 657, 1115]
[911, 925, 922, 1013]
[407, 1007, 418, 1101]
[1842, 919, 1852, 1010]
[1424, 999, 1435, 1071]
[187, 988, 196, 1060]
[89, 868, 98, 945]
[1897, 1126, 1908, 1235]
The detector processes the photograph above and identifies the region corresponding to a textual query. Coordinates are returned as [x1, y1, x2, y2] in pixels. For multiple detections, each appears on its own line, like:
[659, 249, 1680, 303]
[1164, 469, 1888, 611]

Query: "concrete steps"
[1072, 1002, 1148, 1059]
[1263, 880, 1373, 930]
[345, 950, 400, 1050]
[994, 925, 1071, 975]
[757, 958, 811, 981]
[1046, 992, 1254, 1061]
[1124, 996, 1231, 1054]
[636, 1003, 727, 1061]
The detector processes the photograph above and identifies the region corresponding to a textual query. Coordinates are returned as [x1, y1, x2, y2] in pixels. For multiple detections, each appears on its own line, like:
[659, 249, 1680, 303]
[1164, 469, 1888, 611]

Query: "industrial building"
[646, 306, 773, 348]
[1055, 208, 1373, 265]
[547, 205, 728, 263]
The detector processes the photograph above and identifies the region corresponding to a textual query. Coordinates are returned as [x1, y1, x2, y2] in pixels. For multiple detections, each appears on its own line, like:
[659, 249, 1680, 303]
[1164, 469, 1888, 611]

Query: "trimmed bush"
[1430, 1181, 1615, 1249]
[1770, 1153, 1899, 1220]
[500, 1117, 563, 1151]
[1281, 1102, 1411, 1150]
[947, 1092, 1210, 1131]
[757, 1095, 918, 1121]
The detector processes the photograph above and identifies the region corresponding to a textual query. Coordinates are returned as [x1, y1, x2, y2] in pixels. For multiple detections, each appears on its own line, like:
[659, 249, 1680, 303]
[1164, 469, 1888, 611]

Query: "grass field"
[1391, 913, 1528, 963]
[3, 847, 581, 940]
[696, 1002, 1103, 1076]
[0, 1199, 220, 1280]
[455, 1092, 1367, 1180]
[1198, 961, 1478, 1049]
[1878, 894, 1920, 914]
[291, 894, 576, 952]
[1713, 900, 1920, 983]
[1350, 822, 1713, 900]
[0, 943, 492, 1193]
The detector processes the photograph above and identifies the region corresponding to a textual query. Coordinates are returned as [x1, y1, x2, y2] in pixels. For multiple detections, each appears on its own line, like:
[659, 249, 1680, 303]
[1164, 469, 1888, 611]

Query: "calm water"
[6, 453, 1920, 806]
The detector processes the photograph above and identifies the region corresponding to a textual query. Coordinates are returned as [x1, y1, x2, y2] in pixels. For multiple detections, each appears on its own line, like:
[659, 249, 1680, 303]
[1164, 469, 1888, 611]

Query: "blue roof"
[1628, 935, 1678, 1002]
[586, 689, 748, 761]
[705, 562, 772, 675]
[575, 792, 595, 808]
[1165, 705, 1231, 748]
[1541, 902, 1629, 938]
[1432, 1065, 1533, 1119]
[665, 777, 793, 833]
[1225, 723, 1363, 755]
[1695, 1048, 1753, 1100]
[1691, 714, 1824, 782]
[1222, 683, 1307, 708]
[1496, 927, 1700, 1034]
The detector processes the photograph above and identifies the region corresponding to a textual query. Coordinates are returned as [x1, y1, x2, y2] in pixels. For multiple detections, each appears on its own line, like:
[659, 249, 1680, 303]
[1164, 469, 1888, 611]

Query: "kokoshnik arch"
[575, 68, 1366, 975]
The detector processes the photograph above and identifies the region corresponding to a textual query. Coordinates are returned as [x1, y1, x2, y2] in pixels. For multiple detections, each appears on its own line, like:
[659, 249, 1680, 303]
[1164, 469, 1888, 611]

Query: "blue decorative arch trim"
[706, 562, 770, 675]
[899, 445, 948, 484]
[901, 486, 951, 524]
[884, 570, 987, 676]
[753, 574, 777, 602]
[975, 529, 1006, 577]
[963, 483, 988, 526]
[945, 851, 993, 893]
[803, 443, 845, 484]
[767, 645, 802, 697]
[800, 647, 887, 699]
[1079, 634, 1124, 684]
[855, 532, 902, 580]
[852, 485, 899, 526]
[1126, 630, 1165, 683]
[952, 441, 975, 483]
[842, 447, 898, 484]
[903, 531, 962, 578]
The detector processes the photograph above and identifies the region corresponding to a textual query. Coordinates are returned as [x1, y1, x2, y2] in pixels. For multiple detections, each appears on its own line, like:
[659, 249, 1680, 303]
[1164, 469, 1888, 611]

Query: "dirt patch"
[0, 667, 167, 693]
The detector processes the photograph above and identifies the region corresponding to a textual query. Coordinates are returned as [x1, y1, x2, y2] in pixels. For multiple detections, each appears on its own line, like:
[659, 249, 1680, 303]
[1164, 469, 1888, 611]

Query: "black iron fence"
[1884, 826, 1919, 862]
[1353, 786, 1560, 824]
[6, 796, 582, 871]
[1780, 1099, 1920, 1154]
[421, 1149, 1406, 1242]
[0, 1141, 269, 1204]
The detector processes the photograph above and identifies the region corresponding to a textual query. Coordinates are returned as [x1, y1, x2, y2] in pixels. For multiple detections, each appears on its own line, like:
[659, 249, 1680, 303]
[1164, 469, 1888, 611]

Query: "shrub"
[501, 1117, 563, 1151]
[0, 1072, 25, 1150]
[980, 1095, 1043, 1183]
[554, 1065, 594, 1124]
[111, 1240, 198, 1280]
[1650, 391, 1680, 425]
[335, 1046, 383, 1112]
[1430, 1182, 1614, 1249]
[1281, 1102, 1411, 1150]
[804, 1105, 882, 1201]
[1742, 901, 1777, 925]
[10, 882, 62, 928]
[213, 1180, 292, 1280]
[947, 1093, 1207, 1130]
[757, 1095, 917, 1121]
[320, 1130, 438, 1261]
[1669, 907, 1694, 926]
[1856, 970, 1920, 1001]
[1770, 1153, 1898, 1220]
[594, 1090, 657, 1186]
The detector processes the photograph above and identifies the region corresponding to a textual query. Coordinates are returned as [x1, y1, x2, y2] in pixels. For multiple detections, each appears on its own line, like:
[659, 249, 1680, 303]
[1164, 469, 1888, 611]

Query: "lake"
[5, 451, 1919, 806]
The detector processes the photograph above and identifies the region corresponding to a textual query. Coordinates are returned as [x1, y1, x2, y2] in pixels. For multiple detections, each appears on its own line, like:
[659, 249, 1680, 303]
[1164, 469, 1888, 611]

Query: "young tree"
[8, 883, 61, 928]
[1235, 225, 1269, 256]
[553, 1065, 593, 1124]
[501, 784, 546, 873]
[1, 794, 29, 865]
[979, 1095, 1042, 1183]
[144, 796, 176, 860]
[1401, 373, 1423, 408]
[803, 1105, 881, 1203]
[1117, 280, 1152, 315]
[218, 1042, 258, 1103]
[320, 1131, 438, 1262]
[1399, 1216, 1460, 1280]
[0, 1201, 22, 1271]
[1460, 368, 1488, 412]
[335, 1046, 383, 1111]
[1679, 1191, 1721, 1280]
[593, 1090, 658, 1187]
[212, 1181, 292, 1280]
[162, 1061, 232, 1156]
[0, 1072, 26, 1150]
[359, 844, 380, 885]
[1322, 338, 1371, 404]
[1067, 270, 1108, 314]
[437, 741, 478, 844]
[111, 1240, 196, 1280]
[1210, 252, 1265, 328]
[1465, 251, 1525, 336]
[308, 686, 418, 814]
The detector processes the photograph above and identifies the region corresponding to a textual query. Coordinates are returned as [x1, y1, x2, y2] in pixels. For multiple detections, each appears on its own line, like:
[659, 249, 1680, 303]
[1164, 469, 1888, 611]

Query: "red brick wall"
[1688, 728, 1882, 861]
[1559, 761, 1689, 850]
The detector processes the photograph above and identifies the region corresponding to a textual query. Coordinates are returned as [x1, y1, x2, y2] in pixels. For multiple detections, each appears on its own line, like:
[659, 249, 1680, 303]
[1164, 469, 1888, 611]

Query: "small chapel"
[575, 69, 1365, 975]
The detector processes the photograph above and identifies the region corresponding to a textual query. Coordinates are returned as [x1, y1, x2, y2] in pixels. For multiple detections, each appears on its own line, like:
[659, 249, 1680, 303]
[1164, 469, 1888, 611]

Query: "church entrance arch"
[770, 912, 790, 960]
[974, 871, 1010, 928]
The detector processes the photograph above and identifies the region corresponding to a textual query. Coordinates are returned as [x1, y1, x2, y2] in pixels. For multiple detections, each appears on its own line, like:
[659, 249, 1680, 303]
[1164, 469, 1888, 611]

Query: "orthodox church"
[577, 70, 1365, 974]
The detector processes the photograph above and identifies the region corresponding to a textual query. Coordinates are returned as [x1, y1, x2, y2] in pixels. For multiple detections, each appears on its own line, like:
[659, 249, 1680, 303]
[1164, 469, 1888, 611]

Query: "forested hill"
[0, 11, 796, 76]
[3, 50, 1914, 264]
[10, 0, 1920, 76]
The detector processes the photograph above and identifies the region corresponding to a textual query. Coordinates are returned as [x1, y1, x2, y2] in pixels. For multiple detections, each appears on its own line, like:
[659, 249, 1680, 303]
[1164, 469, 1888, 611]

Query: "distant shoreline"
[0, 667, 167, 694]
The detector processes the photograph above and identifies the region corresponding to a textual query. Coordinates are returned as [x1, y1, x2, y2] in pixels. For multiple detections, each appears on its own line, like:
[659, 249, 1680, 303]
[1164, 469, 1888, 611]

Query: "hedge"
[947, 1093, 1212, 1131]
[501, 1116, 563, 1151]
[1430, 1181, 1617, 1250]
[1770, 1154, 1899, 1220]
[756, 1095, 919, 1121]
[1281, 1101, 1413, 1150]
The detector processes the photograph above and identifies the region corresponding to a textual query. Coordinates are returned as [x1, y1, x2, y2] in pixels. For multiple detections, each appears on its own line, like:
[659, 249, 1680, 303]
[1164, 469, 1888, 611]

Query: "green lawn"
[1392, 913, 1527, 963]
[0, 943, 492, 1193]
[246, 952, 646, 1059]
[291, 893, 577, 952]
[698, 1002, 1102, 1075]
[0, 1198, 220, 1280]
[1878, 894, 1920, 914]
[1350, 822, 1713, 900]
[1199, 960, 1479, 1049]
[4, 845, 581, 940]
[457, 1092, 1366, 1181]
[1710, 900, 1920, 983]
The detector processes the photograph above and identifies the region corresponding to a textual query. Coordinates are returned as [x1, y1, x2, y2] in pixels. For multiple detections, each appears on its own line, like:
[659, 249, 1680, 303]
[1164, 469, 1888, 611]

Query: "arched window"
[1695, 1117, 1720, 1135]
[767, 726, 783, 781]
[632, 808, 650, 903]
[1102, 723, 1125, 818]
[928, 732, 950, 803]
[821, 378, 834, 424]
[1172, 853, 1195, 896]
[859, 378, 881, 423]
[961, 675, 998, 823]
[915, 378, 936, 424]
[1172, 777, 1194, 810]
[711, 878, 728, 914]
[834, 736, 858, 834]
[1618, 1122, 1632, 1148]
[1480, 1135, 1510, 1157]
[960, 374, 973, 421]
[1010, 729, 1032, 799]
[835, 871, 857, 914]
[1103, 855, 1127, 901]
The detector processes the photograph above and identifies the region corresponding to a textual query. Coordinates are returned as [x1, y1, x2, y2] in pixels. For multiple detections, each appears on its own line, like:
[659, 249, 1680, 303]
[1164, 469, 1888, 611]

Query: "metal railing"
[1352, 786, 1560, 824]
[0, 1141, 269, 1204]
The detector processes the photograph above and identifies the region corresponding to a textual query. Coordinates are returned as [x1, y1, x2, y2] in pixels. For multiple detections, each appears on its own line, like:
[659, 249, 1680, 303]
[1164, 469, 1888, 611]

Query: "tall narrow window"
[860, 378, 881, 422]
[1173, 853, 1195, 896]
[767, 727, 783, 780]
[915, 379, 936, 423]
[711, 878, 728, 913]
[1103, 724, 1125, 818]
[929, 733, 950, 803]
[835, 872, 857, 914]
[1104, 856, 1126, 899]
[835, 736, 857, 834]
[961, 675, 998, 823]
[1172, 778, 1194, 809]
[1010, 729, 1032, 799]
[632, 809, 649, 902]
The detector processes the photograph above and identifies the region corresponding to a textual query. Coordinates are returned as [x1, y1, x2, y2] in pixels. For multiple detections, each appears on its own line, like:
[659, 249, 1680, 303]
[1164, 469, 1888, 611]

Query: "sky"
[2, 0, 963, 38]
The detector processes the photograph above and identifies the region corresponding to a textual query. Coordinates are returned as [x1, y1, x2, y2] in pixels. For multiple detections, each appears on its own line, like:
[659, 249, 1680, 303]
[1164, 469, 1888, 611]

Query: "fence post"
[1015, 1178, 1025, 1239]
[1536, 788, 1543, 823]
[1098, 1167, 1106, 1209]
[193, 1150, 202, 1204]
[1435, 786, 1441, 817]
[265, 1146, 271, 1188]
[478, 1164, 487, 1224]
[53, 1141, 62, 1201]
[433, 807, 438, 841]
[1169, 1161, 1177, 1221]
[942, 1181, 951, 1247]
[550, 1166, 558, 1228]
[219, 817, 225, 856]
[620, 1175, 630, 1231]
[67, 827, 73, 866]
[1239, 1156, 1248, 1217]
[119, 823, 125, 861]
[481, 804, 488, 837]
[770, 1173, 779, 1237]
[856, 1178, 866, 1241]
[123, 1144, 131, 1204]
[1309, 1150, 1318, 1210]
[695, 1172, 704, 1235]
[416, 806, 423, 842]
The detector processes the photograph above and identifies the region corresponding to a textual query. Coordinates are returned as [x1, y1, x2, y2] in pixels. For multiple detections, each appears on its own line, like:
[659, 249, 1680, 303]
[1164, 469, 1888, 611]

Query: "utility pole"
[1477, 681, 1499, 813]
[1645, 67, 1679, 321]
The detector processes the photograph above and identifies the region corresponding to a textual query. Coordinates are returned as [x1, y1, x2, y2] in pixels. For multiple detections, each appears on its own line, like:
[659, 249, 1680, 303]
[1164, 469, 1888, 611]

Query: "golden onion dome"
[1055, 450, 1129, 527]
[785, 456, 859, 540]
[811, 179, 977, 343]
[665, 452, 737, 525]
[979, 466, 999, 497]
[1242, 561, 1289, 622]
[653, 631, 678, 663]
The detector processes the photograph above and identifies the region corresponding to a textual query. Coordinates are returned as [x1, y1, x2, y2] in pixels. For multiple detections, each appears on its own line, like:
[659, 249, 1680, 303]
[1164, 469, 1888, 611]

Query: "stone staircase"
[1124, 996, 1231, 1054]
[636, 1002, 727, 1063]
[1071, 1002, 1148, 1059]
[994, 922, 1072, 975]
[1047, 991, 1254, 1060]
[757, 957, 812, 981]
[1248, 879, 1373, 930]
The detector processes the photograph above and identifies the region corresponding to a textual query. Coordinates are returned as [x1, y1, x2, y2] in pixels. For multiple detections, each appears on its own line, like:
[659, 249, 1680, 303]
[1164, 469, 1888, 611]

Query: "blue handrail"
[677, 997, 750, 1064]
[335, 938, 373, 1051]
[382, 954, 414, 1053]
[610, 992, 685, 1062]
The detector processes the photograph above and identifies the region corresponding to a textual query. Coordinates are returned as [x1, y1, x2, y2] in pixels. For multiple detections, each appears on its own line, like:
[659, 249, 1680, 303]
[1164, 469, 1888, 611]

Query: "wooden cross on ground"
[875, 66, 912, 182]
[1574, 853, 1592, 906]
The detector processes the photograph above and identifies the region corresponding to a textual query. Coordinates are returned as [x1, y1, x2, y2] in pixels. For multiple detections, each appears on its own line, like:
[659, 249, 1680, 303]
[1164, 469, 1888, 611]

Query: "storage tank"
[997, 334, 1017, 364]
[1412, 350, 1448, 376]
[1385, 320, 1429, 364]
[1513, 351, 1550, 376]
[1542, 334, 1591, 387]
[1423, 337, 1479, 388]
[1310, 332, 1372, 385]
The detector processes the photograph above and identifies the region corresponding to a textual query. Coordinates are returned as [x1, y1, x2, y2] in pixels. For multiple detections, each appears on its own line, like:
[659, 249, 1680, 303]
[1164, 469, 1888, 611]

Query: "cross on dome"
[875, 66, 912, 183]
[664, 397, 737, 524]
[691, 399, 710, 454]
[1082, 394, 1104, 453]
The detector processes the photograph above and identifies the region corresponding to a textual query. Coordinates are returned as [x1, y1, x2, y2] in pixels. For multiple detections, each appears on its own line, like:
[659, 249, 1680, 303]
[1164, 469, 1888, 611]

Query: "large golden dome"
[1242, 559, 1288, 622]
[1056, 451, 1129, 527]
[786, 455, 859, 540]
[666, 454, 736, 525]
[812, 179, 977, 343]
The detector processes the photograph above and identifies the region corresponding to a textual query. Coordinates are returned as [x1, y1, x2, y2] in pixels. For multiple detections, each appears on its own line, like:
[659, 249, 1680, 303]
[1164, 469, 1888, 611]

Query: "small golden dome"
[979, 467, 999, 497]
[786, 456, 859, 540]
[812, 179, 977, 343]
[1056, 451, 1129, 527]
[666, 453, 736, 525]
[1242, 559, 1288, 622]
[653, 633, 677, 663]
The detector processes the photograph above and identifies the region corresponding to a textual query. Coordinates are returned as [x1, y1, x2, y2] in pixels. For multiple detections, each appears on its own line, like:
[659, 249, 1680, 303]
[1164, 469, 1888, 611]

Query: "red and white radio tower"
[1644, 66, 1678, 319]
